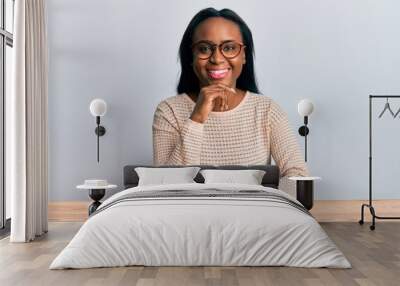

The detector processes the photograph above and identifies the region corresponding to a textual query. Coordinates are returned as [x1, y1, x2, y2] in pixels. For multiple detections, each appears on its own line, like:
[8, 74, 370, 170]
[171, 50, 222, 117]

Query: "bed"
[50, 165, 350, 269]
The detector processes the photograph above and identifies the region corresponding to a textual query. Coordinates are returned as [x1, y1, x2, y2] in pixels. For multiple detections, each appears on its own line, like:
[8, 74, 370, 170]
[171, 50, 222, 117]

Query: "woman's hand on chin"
[190, 84, 237, 123]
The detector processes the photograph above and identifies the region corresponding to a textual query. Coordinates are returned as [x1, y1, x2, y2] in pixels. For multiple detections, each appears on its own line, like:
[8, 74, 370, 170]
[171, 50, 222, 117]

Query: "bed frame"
[123, 165, 280, 189]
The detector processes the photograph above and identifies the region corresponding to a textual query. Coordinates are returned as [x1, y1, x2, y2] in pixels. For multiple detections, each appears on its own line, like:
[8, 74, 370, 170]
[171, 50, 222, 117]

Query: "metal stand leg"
[359, 203, 399, 231]
[370, 207, 376, 231]
[359, 204, 375, 230]
[359, 204, 365, 225]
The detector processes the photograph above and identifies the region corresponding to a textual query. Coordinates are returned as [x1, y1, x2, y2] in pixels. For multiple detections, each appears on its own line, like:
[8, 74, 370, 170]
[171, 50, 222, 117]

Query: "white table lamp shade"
[298, 99, 314, 117]
[90, 99, 107, 117]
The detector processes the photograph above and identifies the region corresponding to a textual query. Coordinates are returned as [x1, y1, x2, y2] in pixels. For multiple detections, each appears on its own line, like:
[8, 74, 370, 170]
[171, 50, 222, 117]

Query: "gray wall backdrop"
[47, 0, 400, 201]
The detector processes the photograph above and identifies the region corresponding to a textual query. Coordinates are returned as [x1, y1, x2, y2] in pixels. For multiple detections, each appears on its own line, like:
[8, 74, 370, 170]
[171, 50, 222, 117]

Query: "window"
[0, 0, 14, 233]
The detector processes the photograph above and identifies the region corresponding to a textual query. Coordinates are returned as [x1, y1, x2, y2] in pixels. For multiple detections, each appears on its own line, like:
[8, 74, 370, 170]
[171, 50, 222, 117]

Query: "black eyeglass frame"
[191, 41, 246, 60]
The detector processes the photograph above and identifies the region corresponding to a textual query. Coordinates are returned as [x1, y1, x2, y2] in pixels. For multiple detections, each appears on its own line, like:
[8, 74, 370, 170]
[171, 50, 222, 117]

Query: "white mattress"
[50, 183, 350, 269]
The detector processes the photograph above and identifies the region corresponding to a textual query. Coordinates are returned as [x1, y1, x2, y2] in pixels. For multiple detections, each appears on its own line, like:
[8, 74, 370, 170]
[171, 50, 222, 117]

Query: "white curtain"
[8, 0, 48, 242]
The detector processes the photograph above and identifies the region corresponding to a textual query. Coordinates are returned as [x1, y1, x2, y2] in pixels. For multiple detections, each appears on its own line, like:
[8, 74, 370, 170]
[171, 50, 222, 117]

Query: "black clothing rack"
[359, 95, 400, 230]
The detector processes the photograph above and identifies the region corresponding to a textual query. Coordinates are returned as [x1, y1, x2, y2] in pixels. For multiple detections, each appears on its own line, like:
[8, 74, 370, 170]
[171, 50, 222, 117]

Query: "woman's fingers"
[201, 84, 236, 111]
[207, 91, 225, 111]
[216, 84, 234, 110]
[216, 88, 230, 111]
[215, 83, 236, 94]
[220, 90, 228, 111]
[205, 83, 236, 95]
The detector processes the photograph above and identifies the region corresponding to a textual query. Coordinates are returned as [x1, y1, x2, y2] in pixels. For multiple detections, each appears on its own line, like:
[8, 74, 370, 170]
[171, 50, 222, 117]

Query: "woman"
[152, 8, 309, 184]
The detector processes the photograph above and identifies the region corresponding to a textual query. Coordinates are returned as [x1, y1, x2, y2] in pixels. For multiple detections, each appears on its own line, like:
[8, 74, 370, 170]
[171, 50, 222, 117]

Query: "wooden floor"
[1, 222, 400, 286]
[47, 200, 400, 222]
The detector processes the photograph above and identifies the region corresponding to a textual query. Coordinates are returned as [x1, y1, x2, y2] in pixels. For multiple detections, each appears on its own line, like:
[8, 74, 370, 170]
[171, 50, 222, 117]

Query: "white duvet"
[50, 183, 351, 269]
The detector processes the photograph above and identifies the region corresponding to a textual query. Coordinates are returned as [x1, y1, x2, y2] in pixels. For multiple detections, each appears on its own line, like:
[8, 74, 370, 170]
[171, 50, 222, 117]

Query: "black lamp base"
[298, 126, 309, 136]
[95, 126, 106, 136]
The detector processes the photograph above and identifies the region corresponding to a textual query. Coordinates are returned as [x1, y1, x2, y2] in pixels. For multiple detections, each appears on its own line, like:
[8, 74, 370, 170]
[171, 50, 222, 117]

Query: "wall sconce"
[297, 99, 314, 162]
[89, 99, 107, 163]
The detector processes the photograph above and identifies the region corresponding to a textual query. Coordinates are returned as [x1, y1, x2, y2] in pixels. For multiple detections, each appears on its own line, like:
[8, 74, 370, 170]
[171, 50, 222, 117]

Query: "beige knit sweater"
[152, 91, 309, 194]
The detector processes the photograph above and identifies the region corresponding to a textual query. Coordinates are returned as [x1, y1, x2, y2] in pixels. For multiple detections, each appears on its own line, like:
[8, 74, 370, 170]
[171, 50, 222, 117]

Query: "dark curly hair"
[177, 7, 260, 95]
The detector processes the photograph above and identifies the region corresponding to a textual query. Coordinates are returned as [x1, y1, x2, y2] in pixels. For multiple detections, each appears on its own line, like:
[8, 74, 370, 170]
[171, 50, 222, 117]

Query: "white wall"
[47, 0, 400, 200]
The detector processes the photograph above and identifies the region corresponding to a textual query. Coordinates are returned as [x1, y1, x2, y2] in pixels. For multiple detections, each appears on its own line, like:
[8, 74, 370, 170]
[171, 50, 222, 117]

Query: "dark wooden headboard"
[123, 165, 280, 189]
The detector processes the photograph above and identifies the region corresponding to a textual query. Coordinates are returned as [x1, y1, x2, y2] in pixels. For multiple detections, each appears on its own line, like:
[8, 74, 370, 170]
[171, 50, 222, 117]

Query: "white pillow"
[200, 169, 266, 185]
[135, 167, 201, 186]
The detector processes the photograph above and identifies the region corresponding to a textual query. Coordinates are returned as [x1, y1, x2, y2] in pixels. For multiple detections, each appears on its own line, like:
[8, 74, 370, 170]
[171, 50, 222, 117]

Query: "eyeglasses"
[192, 41, 246, 60]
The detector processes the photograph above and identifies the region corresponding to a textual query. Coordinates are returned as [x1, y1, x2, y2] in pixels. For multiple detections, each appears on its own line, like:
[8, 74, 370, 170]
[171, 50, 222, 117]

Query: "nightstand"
[77, 181, 117, 215]
[288, 176, 321, 210]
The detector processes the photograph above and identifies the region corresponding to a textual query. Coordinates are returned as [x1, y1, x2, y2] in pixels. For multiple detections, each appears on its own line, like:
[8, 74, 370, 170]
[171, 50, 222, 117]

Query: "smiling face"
[192, 17, 246, 89]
